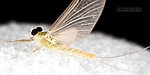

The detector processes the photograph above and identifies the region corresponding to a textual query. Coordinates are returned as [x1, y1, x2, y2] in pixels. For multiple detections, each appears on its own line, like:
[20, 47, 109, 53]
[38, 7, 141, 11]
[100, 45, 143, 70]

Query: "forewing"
[47, 0, 106, 44]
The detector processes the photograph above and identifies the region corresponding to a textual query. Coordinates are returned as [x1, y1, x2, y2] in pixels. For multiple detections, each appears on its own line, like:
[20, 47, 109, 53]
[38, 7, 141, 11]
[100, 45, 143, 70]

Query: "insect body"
[34, 30, 96, 59]
[29, 0, 106, 59]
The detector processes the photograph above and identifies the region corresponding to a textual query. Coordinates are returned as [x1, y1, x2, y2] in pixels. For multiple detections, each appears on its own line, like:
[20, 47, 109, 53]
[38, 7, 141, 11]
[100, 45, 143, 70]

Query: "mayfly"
[0, 0, 150, 72]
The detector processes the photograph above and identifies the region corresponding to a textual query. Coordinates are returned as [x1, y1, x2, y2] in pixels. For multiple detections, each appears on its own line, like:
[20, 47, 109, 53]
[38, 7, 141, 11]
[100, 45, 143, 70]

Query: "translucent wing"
[54, 28, 78, 44]
[47, 0, 106, 44]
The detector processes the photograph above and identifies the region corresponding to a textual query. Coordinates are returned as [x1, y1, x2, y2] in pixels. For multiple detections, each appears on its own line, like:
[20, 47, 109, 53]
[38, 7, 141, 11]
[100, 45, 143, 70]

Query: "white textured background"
[0, 22, 150, 75]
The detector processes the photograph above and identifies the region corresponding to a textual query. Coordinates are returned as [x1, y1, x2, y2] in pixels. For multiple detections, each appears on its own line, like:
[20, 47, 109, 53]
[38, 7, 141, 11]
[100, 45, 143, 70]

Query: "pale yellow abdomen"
[54, 45, 96, 59]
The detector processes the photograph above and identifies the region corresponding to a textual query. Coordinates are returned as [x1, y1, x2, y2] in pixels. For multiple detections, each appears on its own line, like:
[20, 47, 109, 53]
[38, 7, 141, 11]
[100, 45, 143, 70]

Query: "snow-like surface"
[0, 22, 150, 75]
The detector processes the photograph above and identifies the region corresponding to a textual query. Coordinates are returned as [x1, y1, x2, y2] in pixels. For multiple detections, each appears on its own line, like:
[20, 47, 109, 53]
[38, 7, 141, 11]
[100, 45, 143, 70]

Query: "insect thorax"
[34, 32, 61, 49]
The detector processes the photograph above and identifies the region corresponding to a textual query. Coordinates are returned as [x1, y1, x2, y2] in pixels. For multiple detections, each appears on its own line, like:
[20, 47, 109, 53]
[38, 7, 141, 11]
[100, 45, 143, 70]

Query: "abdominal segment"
[53, 45, 96, 59]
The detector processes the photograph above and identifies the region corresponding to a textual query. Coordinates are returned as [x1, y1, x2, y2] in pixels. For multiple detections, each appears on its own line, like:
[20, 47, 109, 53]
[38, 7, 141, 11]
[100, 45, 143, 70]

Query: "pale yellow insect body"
[34, 32, 96, 59]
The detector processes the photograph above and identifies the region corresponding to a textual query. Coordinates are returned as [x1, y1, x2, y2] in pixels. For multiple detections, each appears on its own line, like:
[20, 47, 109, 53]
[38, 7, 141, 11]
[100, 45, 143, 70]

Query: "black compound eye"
[31, 29, 38, 35]
[36, 27, 42, 32]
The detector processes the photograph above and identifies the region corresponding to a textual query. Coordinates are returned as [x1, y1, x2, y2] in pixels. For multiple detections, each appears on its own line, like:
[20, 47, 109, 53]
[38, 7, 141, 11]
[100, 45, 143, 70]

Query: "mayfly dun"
[0, 0, 150, 73]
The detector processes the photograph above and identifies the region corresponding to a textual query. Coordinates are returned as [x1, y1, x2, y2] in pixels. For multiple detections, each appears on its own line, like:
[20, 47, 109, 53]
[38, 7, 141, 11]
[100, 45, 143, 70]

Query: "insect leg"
[11, 45, 43, 59]
[31, 45, 43, 53]
[0, 37, 34, 42]
[98, 46, 150, 59]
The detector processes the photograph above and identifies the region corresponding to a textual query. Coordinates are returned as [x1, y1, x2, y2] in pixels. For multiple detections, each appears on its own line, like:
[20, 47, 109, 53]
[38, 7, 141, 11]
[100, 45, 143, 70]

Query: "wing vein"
[54, 14, 97, 32]
[66, 1, 104, 24]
